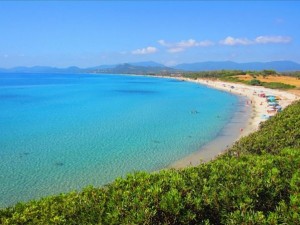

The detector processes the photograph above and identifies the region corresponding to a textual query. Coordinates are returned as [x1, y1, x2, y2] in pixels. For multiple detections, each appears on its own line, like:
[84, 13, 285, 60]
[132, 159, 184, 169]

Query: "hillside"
[87, 63, 177, 75]
[182, 70, 300, 92]
[1, 100, 299, 224]
[236, 74, 300, 86]
[174, 60, 300, 72]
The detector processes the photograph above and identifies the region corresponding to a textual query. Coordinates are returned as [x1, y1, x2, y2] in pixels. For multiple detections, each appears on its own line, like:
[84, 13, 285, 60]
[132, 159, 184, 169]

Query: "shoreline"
[168, 77, 299, 169]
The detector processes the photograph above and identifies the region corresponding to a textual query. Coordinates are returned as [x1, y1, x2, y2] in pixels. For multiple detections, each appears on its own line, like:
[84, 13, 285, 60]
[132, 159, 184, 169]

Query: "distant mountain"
[1, 60, 300, 74]
[174, 61, 237, 71]
[88, 63, 177, 75]
[0, 61, 169, 75]
[87, 65, 116, 70]
[129, 61, 165, 67]
[174, 60, 300, 72]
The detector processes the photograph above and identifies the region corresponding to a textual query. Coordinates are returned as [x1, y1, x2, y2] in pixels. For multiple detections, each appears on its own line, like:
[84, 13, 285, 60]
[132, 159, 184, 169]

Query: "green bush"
[247, 79, 262, 86]
[1, 148, 299, 224]
[282, 71, 300, 79]
[262, 82, 296, 89]
[262, 70, 277, 76]
[183, 70, 245, 80]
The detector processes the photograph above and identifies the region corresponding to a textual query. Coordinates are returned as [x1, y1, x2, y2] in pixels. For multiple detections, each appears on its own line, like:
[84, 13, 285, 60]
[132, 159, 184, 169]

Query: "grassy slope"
[1, 101, 300, 224]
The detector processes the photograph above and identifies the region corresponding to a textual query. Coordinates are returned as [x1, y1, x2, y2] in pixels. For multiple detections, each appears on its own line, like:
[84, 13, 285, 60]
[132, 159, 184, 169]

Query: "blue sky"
[0, 1, 299, 68]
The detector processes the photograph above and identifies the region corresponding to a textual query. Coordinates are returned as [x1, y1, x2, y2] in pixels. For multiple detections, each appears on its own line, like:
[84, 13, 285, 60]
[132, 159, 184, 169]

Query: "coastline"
[168, 77, 299, 169]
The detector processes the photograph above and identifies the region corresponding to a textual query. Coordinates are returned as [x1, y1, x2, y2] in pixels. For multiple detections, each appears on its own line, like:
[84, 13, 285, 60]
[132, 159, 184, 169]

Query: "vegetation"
[282, 71, 300, 79]
[261, 70, 277, 76]
[183, 70, 246, 80]
[1, 101, 300, 224]
[246, 80, 295, 89]
[247, 79, 262, 86]
[182, 70, 297, 90]
[262, 82, 296, 89]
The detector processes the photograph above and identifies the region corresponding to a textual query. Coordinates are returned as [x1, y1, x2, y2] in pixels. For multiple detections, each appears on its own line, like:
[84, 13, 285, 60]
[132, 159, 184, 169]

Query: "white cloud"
[168, 47, 185, 53]
[158, 35, 291, 53]
[158, 39, 214, 53]
[131, 46, 157, 55]
[197, 40, 215, 47]
[158, 40, 170, 47]
[220, 36, 252, 46]
[178, 39, 214, 48]
[220, 35, 292, 46]
[177, 39, 198, 48]
[255, 35, 291, 44]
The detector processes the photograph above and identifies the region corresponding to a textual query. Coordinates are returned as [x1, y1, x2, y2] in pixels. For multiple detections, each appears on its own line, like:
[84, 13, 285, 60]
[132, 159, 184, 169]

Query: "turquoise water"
[0, 73, 239, 207]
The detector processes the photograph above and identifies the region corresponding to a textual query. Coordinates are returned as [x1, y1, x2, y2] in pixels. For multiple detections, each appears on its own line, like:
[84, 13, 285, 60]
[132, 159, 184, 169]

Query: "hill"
[87, 63, 177, 75]
[174, 60, 300, 72]
[130, 61, 165, 67]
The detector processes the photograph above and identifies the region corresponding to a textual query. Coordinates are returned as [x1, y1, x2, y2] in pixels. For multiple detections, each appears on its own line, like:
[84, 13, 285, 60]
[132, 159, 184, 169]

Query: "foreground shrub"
[1, 148, 299, 224]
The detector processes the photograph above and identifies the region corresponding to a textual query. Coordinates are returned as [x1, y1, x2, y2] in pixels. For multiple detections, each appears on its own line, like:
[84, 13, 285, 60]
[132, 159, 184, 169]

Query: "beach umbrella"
[267, 99, 277, 103]
[267, 96, 276, 101]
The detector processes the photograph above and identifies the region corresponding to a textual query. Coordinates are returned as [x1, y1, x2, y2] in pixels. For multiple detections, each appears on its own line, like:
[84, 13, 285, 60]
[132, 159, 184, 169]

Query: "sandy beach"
[170, 78, 299, 169]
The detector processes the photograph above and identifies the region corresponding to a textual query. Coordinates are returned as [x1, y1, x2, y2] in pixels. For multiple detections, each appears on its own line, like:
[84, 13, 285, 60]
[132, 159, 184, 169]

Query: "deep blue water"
[0, 73, 238, 207]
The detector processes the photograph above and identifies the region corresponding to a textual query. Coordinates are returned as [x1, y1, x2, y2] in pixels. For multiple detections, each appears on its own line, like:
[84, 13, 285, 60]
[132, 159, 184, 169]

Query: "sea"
[0, 73, 240, 207]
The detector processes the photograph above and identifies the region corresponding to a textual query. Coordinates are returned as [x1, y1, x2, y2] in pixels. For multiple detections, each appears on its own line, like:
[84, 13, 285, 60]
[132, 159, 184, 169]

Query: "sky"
[0, 1, 300, 68]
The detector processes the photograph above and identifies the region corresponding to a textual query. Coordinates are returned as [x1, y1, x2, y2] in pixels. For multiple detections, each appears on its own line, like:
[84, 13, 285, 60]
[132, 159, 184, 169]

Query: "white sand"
[169, 78, 299, 169]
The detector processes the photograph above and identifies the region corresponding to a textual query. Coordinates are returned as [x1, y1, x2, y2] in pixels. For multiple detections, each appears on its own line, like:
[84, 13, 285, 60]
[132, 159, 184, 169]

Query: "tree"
[248, 79, 262, 86]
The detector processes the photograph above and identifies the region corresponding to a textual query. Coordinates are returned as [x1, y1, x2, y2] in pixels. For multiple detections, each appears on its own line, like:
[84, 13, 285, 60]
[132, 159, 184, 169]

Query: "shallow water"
[0, 73, 238, 207]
